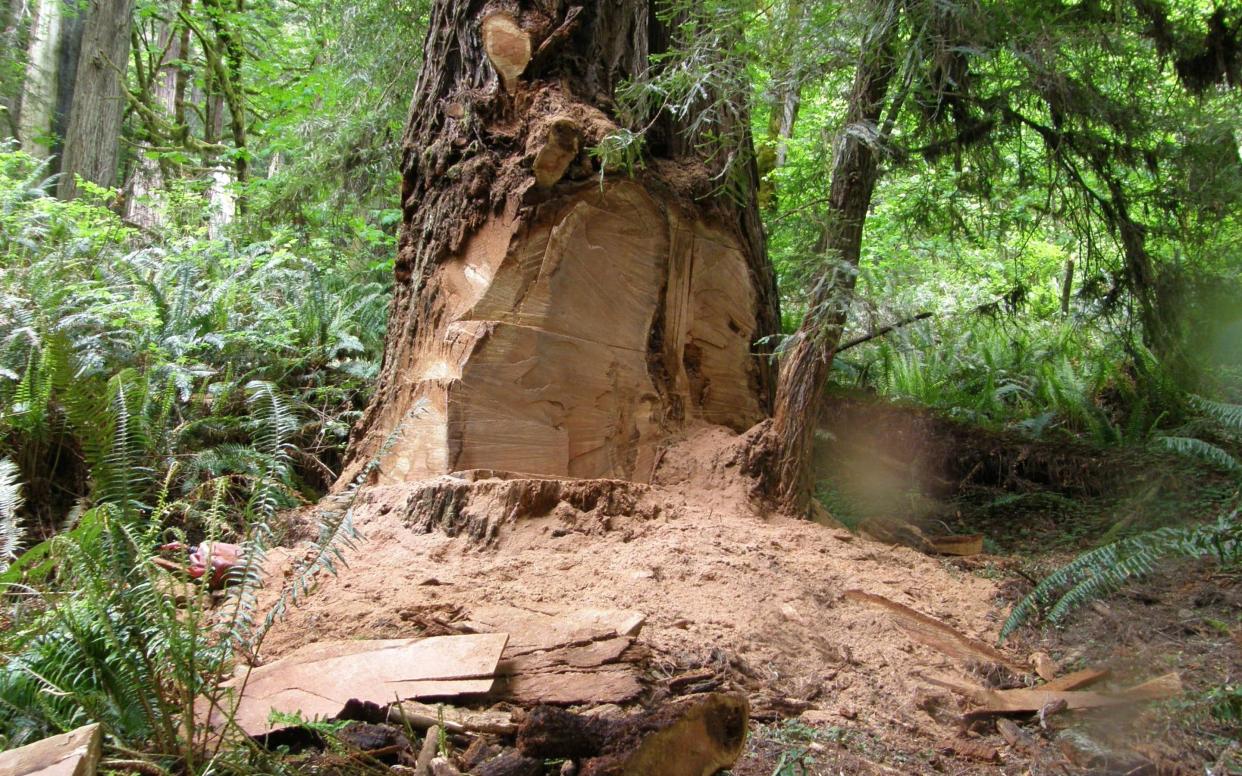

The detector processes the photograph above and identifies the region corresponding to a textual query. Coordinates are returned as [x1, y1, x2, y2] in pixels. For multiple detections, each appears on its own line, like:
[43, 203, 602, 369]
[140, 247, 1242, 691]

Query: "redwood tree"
[343, 0, 780, 486]
[58, 0, 135, 199]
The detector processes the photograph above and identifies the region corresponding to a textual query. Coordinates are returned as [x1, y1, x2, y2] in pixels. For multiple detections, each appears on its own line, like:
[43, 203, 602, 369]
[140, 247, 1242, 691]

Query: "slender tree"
[752, 0, 902, 513]
[17, 0, 63, 157]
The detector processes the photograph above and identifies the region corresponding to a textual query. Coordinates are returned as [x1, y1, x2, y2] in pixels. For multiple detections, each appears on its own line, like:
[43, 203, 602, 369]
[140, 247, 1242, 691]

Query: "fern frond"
[1002, 510, 1240, 641]
[1191, 395, 1242, 434]
[1153, 435, 1241, 472]
[0, 459, 25, 572]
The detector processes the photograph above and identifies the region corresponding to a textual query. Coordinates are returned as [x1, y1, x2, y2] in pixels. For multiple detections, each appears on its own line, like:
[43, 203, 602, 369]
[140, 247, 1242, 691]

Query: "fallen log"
[516, 693, 750, 776]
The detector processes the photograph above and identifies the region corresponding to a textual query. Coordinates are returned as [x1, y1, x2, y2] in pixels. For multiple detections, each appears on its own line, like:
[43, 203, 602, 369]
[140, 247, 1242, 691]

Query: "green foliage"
[0, 145, 385, 764]
[1000, 509, 1241, 641]
[0, 458, 21, 571]
[0, 147, 385, 534]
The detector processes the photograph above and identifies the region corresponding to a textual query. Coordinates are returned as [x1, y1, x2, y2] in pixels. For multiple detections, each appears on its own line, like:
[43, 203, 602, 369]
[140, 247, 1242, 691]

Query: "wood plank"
[216, 634, 509, 736]
[0, 723, 101, 776]
[1038, 667, 1110, 692]
[495, 666, 644, 706]
[461, 606, 645, 653]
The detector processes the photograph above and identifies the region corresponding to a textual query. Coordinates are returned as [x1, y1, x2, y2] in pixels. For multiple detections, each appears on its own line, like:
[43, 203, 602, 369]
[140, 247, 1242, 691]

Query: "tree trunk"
[125, 20, 179, 227]
[18, 0, 62, 157]
[752, 0, 901, 514]
[51, 0, 85, 164]
[58, 0, 135, 199]
[342, 0, 779, 487]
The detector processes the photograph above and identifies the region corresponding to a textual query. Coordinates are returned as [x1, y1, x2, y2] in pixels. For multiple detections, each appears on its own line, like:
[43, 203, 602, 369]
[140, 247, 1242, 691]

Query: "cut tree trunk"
[58, 0, 135, 199]
[751, 0, 901, 514]
[342, 0, 779, 487]
[18, 0, 63, 158]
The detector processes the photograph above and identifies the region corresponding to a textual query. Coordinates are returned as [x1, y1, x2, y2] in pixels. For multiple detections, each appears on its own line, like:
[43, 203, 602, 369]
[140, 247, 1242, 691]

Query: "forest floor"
[257, 399, 1241, 775]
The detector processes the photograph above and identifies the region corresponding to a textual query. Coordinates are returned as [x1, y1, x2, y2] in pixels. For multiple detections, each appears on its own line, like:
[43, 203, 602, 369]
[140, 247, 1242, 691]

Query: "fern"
[0, 458, 24, 571]
[1153, 435, 1241, 472]
[1001, 509, 1241, 641]
[1191, 395, 1242, 434]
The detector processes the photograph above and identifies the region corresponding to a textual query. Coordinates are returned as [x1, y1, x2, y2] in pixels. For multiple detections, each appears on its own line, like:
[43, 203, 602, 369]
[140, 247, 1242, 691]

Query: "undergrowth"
[0, 147, 390, 769]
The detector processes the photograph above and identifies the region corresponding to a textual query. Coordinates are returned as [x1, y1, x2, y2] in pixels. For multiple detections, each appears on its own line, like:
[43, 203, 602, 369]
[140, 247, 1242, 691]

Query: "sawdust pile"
[260, 425, 1008, 733]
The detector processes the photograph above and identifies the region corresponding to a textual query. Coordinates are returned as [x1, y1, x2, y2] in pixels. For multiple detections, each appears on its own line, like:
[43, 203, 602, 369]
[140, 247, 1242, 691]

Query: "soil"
[259, 417, 1242, 774]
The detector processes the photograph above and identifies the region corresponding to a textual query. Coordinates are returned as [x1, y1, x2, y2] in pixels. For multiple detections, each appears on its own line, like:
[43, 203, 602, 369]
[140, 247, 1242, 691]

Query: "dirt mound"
[260, 425, 1013, 761]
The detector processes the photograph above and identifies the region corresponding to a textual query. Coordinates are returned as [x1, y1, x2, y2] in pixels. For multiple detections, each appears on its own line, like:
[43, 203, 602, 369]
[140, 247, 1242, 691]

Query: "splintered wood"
[843, 590, 1028, 674]
[0, 723, 102, 776]
[357, 181, 769, 485]
[462, 606, 648, 706]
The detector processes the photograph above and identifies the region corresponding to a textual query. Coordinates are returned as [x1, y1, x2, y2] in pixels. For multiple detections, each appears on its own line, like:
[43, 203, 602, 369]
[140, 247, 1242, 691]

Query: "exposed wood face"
[372, 181, 765, 483]
[344, 0, 779, 487]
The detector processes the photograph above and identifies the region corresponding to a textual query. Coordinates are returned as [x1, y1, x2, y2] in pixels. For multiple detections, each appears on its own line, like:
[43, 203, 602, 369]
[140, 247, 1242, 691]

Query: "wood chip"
[996, 718, 1039, 753]
[1029, 651, 1058, 681]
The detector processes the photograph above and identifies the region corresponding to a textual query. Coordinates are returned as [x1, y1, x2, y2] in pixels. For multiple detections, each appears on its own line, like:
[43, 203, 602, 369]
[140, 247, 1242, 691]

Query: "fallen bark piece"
[213, 634, 508, 736]
[844, 590, 1027, 675]
[0, 723, 102, 776]
[996, 718, 1039, 754]
[927, 534, 984, 556]
[939, 736, 1000, 763]
[388, 700, 517, 736]
[517, 693, 749, 776]
[963, 673, 1182, 720]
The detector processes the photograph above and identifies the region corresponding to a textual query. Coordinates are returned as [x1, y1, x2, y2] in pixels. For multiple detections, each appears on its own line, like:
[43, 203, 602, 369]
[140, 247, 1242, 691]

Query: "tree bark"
[342, 0, 779, 487]
[125, 20, 179, 227]
[18, 0, 62, 157]
[58, 0, 135, 199]
[752, 0, 902, 514]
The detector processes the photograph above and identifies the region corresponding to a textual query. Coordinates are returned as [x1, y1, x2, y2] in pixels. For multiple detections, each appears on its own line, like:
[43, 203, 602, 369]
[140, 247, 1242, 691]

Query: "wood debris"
[925, 670, 1182, 720]
[927, 534, 984, 556]
[0, 723, 102, 776]
[844, 590, 1028, 674]
[515, 693, 749, 776]
[1028, 651, 1058, 681]
[462, 606, 649, 707]
[209, 634, 508, 736]
[938, 736, 1000, 763]
[388, 701, 517, 736]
